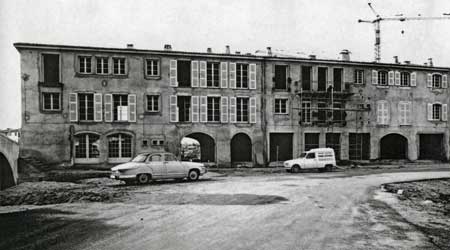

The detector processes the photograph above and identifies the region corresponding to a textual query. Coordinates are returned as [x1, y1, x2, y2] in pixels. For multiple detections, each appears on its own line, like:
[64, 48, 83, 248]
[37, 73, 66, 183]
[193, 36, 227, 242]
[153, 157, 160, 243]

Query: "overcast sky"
[1, 0, 449, 129]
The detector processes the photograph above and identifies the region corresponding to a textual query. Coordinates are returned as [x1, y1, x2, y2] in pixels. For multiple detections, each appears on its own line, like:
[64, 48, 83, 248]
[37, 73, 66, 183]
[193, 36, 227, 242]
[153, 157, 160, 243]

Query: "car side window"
[164, 154, 176, 161]
[306, 153, 316, 159]
[149, 154, 162, 162]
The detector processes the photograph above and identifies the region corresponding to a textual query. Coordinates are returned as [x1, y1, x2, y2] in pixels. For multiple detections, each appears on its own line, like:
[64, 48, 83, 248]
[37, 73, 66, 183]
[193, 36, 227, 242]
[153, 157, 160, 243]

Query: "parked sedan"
[110, 152, 207, 185]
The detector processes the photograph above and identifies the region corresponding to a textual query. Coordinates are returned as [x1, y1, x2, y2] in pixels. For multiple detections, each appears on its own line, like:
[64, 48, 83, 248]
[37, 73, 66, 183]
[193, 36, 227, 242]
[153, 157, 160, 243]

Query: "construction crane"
[358, 2, 450, 63]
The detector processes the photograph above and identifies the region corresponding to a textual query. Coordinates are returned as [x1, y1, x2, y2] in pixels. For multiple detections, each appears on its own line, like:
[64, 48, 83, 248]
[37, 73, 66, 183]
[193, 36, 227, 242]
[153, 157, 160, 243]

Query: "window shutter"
[170, 60, 177, 87]
[200, 96, 207, 122]
[94, 93, 102, 122]
[191, 61, 199, 87]
[199, 61, 207, 88]
[427, 103, 433, 121]
[327, 67, 332, 88]
[170, 95, 178, 122]
[220, 96, 228, 123]
[394, 71, 400, 86]
[406, 102, 412, 124]
[385, 101, 390, 124]
[250, 97, 257, 123]
[427, 73, 432, 88]
[249, 63, 257, 89]
[411, 72, 417, 86]
[191, 96, 199, 122]
[376, 101, 382, 124]
[128, 94, 136, 122]
[442, 104, 448, 121]
[104, 94, 112, 122]
[220, 62, 228, 88]
[443, 74, 448, 88]
[388, 71, 394, 85]
[372, 70, 378, 85]
[229, 97, 236, 123]
[229, 63, 236, 89]
[69, 93, 78, 122]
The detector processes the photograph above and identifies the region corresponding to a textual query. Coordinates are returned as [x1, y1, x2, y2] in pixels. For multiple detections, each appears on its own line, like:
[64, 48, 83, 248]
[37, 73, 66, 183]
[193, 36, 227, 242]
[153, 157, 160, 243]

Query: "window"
[318, 102, 327, 123]
[151, 139, 164, 146]
[146, 95, 160, 112]
[274, 65, 287, 90]
[146, 59, 160, 76]
[333, 102, 344, 122]
[207, 97, 220, 122]
[96, 57, 109, 74]
[236, 64, 249, 88]
[318, 67, 327, 91]
[400, 72, 410, 86]
[326, 133, 340, 160]
[207, 62, 220, 87]
[178, 96, 191, 122]
[274, 98, 288, 114]
[432, 103, 442, 120]
[165, 154, 177, 161]
[236, 97, 249, 122]
[108, 133, 132, 159]
[349, 133, 370, 160]
[43, 54, 60, 83]
[306, 153, 315, 159]
[333, 68, 343, 91]
[304, 133, 319, 152]
[78, 93, 94, 121]
[354, 70, 364, 84]
[377, 100, 389, 125]
[42, 92, 60, 111]
[113, 94, 128, 121]
[301, 101, 311, 123]
[378, 71, 388, 85]
[432, 74, 442, 88]
[75, 133, 100, 159]
[398, 101, 411, 125]
[177, 60, 191, 87]
[79, 56, 92, 74]
[149, 154, 162, 162]
[301, 66, 311, 91]
[113, 58, 126, 75]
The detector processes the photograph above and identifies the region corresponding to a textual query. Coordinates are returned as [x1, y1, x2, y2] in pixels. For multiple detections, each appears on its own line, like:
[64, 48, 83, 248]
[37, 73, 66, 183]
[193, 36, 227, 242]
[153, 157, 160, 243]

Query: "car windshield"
[299, 153, 307, 158]
[131, 154, 149, 162]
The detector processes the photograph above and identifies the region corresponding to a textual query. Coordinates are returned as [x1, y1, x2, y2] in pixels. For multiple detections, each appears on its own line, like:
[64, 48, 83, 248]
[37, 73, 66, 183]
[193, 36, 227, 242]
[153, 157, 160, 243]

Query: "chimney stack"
[393, 56, 399, 64]
[267, 47, 272, 56]
[235, 51, 241, 55]
[225, 45, 230, 54]
[164, 44, 172, 51]
[207, 48, 212, 53]
[309, 54, 316, 60]
[404, 60, 411, 65]
[127, 44, 134, 49]
[428, 58, 433, 67]
[339, 49, 351, 61]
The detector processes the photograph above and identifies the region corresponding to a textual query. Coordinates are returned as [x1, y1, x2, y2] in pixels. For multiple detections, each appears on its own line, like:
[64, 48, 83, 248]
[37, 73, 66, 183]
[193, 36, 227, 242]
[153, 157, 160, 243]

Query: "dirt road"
[1, 169, 449, 250]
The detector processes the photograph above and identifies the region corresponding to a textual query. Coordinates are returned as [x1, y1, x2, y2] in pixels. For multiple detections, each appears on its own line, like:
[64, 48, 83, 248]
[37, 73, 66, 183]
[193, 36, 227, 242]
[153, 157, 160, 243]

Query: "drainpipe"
[261, 57, 268, 166]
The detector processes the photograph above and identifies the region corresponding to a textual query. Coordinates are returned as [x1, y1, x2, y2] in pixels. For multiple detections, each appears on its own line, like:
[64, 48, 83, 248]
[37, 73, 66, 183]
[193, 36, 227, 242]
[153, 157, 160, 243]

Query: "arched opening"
[231, 133, 252, 163]
[0, 153, 14, 190]
[380, 134, 408, 159]
[182, 133, 215, 163]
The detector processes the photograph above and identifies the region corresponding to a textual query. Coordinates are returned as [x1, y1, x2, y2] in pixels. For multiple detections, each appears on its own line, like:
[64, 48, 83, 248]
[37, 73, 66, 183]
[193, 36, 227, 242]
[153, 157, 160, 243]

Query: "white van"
[284, 148, 336, 173]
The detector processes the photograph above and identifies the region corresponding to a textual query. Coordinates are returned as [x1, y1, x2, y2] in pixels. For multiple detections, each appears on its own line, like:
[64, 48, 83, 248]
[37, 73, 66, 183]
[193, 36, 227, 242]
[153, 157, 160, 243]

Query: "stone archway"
[184, 133, 215, 163]
[380, 134, 408, 159]
[0, 153, 14, 190]
[231, 133, 252, 163]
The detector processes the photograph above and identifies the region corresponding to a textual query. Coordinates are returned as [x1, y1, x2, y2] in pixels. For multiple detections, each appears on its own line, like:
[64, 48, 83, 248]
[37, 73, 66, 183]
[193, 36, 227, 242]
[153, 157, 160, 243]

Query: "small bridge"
[0, 134, 19, 190]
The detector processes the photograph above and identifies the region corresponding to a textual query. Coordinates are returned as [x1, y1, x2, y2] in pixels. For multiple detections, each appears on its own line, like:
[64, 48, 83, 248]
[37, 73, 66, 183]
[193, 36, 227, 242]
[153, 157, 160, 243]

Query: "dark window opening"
[269, 133, 293, 162]
[96, 57, 109, 74]
[75, 133, 100, 159]
[378, 71, 388, 85]
[146, 95, 159, 112]
[400, 72, 410, 86]
[354, 70, 364, 84]
[108, 133, 132, 158]
[78, 93, 94, 121]
[274, 65, 287, 90]
[236, 64, 248, 88]
[42, 92, 60, 111]
[349, 133, 370, 160]
[432, 74, 442, 88]
[113, 94, 128, 121]
[79, 56, 92, 74]
[318, 102, 327, 123]
[301, 66, 311, 91]
[146, 59, 159, 76]
[231, 133, 252, 163]
[274, 99, 288, 114]
[318, 67, 327, 91]
[333, 102, 344, 122]
[43, 54, 60, 83]
[333, 68, 342, 92]
[177, 61, 191, 87]
[380, 134, 407, 159]
[419, 134, 444, 160]
[236, 97, 249, 122]
[113, 58, 126, 75]
[326, 133, 340, 160]
[304, 133, 319, 152]
[207, 62, 220, 87]
[177, 96, 191, 122]
[207, 97, 220, 122]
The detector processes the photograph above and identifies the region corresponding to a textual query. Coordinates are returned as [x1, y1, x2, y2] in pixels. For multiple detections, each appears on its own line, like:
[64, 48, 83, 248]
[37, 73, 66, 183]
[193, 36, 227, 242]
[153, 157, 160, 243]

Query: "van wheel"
[325, 165, 333, 172]
[291, 165, 300, 173]
[137, 174, 151, 185]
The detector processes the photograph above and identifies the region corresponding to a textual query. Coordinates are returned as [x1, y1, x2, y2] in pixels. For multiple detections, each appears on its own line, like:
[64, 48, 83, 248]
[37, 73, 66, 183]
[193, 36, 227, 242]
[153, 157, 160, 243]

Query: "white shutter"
[170, 95, 178, 122]
[427, 73, 432, 88]
[406, 102, 412, 124]
[94, 93, 102, 122]
[249, 63, 257, 89]
[442, 104, 448, 121]
[377, 101, 389, 125]
[200, 96, 207, 122]
[199, 61, 207, 88]
[388, 71, 394, 85]
[220, 96, 228, 123]
[427, 103, 433, 121]
[191, 61, 199, 87]
[249, 97, 257, 123]
[220, 62, 228, 88]
[398, 101, 410, 125]
[411, 72, 417, 87]
[385, 101, 390, 124]
[170, 60, 177, 87]
[377, 101, 382, 124]
[394, 71, 400, 86]
[229, 63, 236, 89]
[443, 74, 448, 88]
[104, 94, 112, 122]
[229, 97, 236, 123]
[128, 94, 136, 122]
[69, 93, 78, 122]
[372, 70, 378, 85]
[191, 96, 199, 122]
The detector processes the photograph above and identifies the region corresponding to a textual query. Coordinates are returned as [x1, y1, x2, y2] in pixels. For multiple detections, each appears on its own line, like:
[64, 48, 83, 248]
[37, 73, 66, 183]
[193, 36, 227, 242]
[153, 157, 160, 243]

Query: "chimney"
[127, 44, 134, 49]
[428, 58, 433, 67]
[393, 56, 399, 64]
[404, 60, 411, 65]
[225, 45, 230, 54]
[309, 54, 316, 60]
[267, 47, 272, 56]
[339, 49, 351, 61]
[207, 48, 212, 53]
[164, 44, 172, 51]
[235, 51, 241, 55]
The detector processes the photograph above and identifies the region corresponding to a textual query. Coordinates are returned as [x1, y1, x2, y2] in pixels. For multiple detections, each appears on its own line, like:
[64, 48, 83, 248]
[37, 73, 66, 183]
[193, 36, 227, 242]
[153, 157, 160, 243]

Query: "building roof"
[14, 42, 450, 72]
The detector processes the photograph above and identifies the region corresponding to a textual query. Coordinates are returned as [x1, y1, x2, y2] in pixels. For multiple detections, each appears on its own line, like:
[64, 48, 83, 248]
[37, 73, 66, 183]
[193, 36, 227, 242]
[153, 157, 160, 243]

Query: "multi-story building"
[14, 43, 449, 168]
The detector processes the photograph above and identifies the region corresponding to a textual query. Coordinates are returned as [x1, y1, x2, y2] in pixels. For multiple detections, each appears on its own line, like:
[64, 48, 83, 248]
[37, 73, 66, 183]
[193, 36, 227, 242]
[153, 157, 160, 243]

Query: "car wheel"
[291, 165, 300, 173]
[136, 174, 150, 185]
[188, 170, 199, 181]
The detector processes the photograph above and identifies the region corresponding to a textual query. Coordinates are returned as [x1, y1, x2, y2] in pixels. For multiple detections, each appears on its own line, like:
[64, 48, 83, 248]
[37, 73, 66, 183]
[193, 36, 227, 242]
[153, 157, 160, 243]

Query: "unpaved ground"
[0, 169, 449, 250]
